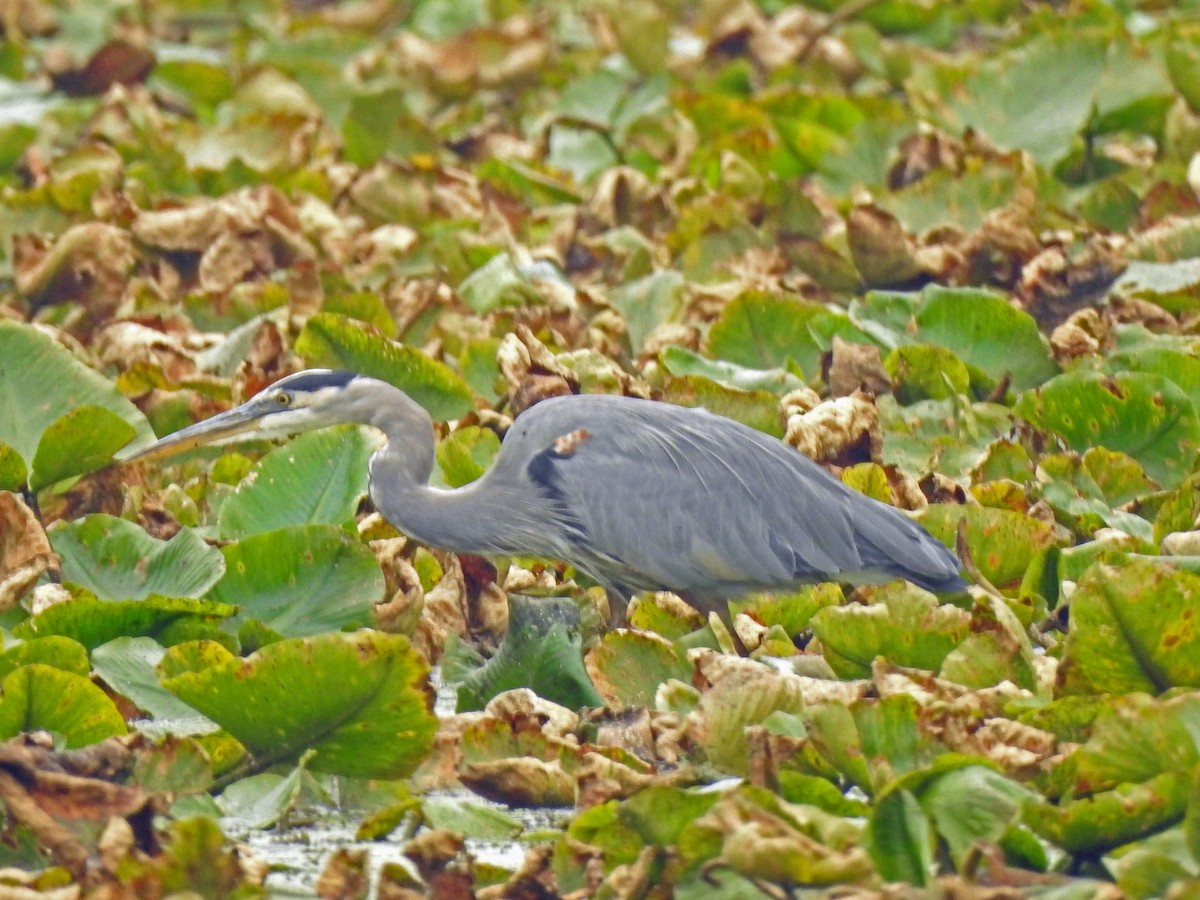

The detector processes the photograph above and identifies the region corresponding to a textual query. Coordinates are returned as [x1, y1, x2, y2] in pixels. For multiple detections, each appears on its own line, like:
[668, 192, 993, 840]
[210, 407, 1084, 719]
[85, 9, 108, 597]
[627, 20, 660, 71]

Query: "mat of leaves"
[2, 0, 1200, 896]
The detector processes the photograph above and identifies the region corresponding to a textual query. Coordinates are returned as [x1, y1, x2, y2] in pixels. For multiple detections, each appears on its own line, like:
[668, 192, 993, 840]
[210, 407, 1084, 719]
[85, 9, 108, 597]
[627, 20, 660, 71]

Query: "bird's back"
[493, 394, 965, 613]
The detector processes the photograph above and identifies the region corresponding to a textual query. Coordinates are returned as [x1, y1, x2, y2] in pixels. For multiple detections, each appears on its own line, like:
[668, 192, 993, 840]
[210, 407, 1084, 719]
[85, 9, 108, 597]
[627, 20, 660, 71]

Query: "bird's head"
[117, 369, 367, 463]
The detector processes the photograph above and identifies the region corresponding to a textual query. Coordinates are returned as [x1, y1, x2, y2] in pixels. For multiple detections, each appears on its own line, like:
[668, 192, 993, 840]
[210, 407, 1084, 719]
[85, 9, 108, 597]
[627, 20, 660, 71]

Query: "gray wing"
[500, 395, 964, 601]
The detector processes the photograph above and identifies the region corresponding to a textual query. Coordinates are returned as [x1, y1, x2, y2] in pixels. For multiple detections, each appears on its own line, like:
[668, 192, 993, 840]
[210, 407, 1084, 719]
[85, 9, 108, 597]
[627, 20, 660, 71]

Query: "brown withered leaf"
[48, 38, 156, 96]
[93, 321, 197, 385]
[846, 205, 925, 288]
[317, 848, 369, 900]
[783, 389, 882, 468]
[133, 186, 314, 296]
[14, 223, 134, 315]
[0, 492, 56, 610]
[1018, 234, 1127, 329]
[888, 129, 965, 190]
[822, 336, 891, 399]
[459, 756, 576, 808]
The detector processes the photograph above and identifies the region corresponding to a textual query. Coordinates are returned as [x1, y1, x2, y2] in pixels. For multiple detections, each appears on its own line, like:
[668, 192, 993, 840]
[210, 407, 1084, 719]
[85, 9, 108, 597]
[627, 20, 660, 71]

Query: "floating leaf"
[0, 320, 155, 482]
[0, 636, 89, 679]
[29, 405, 135, 491]
[707, 291, 826, 376]
[14, 595, 236, 651]
[810, 584, 971, 679]
[207, 524, 384, 637]
[454, 596, 601, 712]
[0, 664, 126, 746]
[163, 631, 436, 779]
[50, 515, 224, 601]
[916, 505, 1062, 592]
[884, 344, 970, 404]
[864, 789, 932, 886]
[1025, 772, 1189, 855]
[295, 312, 472, 421]
[608, 269, 685, 354]
[216, 426, 376, 539]
[913, 287, 1057, 391]
[92, 636, 215, 727]
[657, 346, 805, 394]
[1061, 558, 1200, 695]
[436, 426, 500, 488]
[584, 630, 691, 709]
[1015, 371, 1200, 488]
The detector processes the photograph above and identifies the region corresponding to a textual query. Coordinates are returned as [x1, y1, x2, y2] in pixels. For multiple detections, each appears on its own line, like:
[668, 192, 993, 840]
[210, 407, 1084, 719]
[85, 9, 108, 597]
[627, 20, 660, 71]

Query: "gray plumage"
[124, 369, 967, 623]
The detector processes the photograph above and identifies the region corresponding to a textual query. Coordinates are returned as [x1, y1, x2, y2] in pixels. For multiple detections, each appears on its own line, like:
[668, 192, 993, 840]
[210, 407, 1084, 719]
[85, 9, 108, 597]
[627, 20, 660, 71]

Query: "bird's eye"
[275, 392, 292, 406]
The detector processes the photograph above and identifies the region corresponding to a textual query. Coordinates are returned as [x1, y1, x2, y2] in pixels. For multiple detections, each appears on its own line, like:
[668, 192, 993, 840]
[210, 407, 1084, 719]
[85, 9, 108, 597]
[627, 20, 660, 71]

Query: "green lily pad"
[916, 504, 1061, 592]
[217, 766, 308, 831]
[1060, 558, 1200, 695]
[0, 636, 89, 680]
[295, 312, 473, 421]
[14, 595, 236, 651]
[810, 583, 971, 679]
[608, 269, 685, 354]
[913, 286, 1058, 392]
[917, 765, 1039, 870]
[0, 663, 127, 747]
[50, 515, 225, 601]
[207, 524, 384, 637]
[661, 375, 786, 437]
[454, 595, 601, 712]
[864, 789, 932, 886]
[658, 345, 805, 395]
[0, 442, 26, 493]
[707, 291, 826, 377]
[216, 426, 377, 539]
[884, 344, 971, 404]
[584, 630, 691, 709]
[457, 252, 541, 313]
[730, 583, 845, 637]
[1015, 370, 1200, 488]
[436, 425, 500, 488]
[29, 405, 136, 492]
[1105, 347, 1200, 408]
[91, 636, 215, 727]
[1025, 771, 1190, 855]
[0, 320, 156, 484]
[163, 631, 436, 779]
[1069, 693, 1200, 792]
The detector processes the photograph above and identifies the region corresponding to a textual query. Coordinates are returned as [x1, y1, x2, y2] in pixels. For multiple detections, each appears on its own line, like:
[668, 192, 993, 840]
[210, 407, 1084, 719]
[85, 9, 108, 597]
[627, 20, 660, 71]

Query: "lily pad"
[295, 312, 473, 421]
[916, 505, 1061, 592]
[0, 663, 127, 747]
[91, 636, 215, 727]
[584, 630, 691, 709]
[657, 345, 805, 394]
[0, 635, 89, 679]
[454, 595, 602, 712]
[50, 515, 224, 601]
[216, 426, 377, 539]
[29, 405, 135, 491]
[1060, 558, 1200, 695]
[707, 291, 827, 377]
[810, 584, 971, 679]
[14, 595, 236, 651]
[1025, 771, 1190, 855]
[883, 344, 971, 404]
[207, 524, 384, 637]
[0, 320, 155, 485]
[913, 286, 1058, 392]
[436, 426, 500, 488]
[162, 631, 437, 779]
[1015, 370, 1200, 488]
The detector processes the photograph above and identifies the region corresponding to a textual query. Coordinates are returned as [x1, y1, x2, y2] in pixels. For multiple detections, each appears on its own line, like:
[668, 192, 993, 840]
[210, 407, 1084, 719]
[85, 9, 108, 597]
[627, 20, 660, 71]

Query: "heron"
[121, 369, 967, 625]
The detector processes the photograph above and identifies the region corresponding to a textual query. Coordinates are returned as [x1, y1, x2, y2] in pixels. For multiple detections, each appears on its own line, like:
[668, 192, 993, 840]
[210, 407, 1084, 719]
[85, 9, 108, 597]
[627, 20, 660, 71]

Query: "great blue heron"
[122, 369, 967, 624]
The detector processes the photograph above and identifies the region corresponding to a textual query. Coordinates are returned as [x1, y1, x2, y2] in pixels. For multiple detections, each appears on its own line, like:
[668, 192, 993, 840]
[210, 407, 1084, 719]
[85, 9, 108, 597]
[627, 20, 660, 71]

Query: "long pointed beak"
[115, 402, 267, 463]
